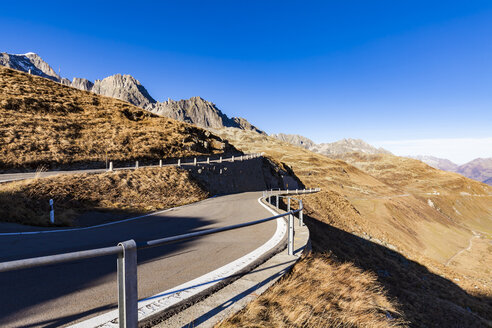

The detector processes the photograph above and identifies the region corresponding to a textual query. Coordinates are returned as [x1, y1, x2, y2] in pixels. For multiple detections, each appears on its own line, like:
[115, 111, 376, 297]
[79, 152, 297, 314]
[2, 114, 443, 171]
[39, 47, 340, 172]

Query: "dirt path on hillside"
[445, 231, 480, 266]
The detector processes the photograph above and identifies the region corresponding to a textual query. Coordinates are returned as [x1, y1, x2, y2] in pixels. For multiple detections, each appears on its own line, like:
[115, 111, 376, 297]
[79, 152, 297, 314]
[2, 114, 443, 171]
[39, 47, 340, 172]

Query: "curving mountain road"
[0, 191, 278, 327]
[0, 154, 247, 184]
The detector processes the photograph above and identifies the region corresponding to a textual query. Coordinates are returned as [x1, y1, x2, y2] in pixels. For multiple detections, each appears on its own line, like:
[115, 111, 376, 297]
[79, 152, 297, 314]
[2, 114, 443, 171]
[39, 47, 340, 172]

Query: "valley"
[0, 53, 491, 327]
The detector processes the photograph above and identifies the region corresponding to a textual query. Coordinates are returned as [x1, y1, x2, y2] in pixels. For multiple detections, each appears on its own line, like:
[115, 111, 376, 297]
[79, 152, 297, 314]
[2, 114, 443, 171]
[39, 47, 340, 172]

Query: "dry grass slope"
[0, 167, 208, 226]
[0, 66, 235, 170]
[219, 254, 405, 328]
[212, 128, 492, 327]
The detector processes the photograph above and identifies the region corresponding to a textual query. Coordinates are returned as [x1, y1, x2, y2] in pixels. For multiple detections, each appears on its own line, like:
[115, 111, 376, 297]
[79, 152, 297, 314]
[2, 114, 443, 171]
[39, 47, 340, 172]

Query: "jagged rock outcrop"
[92, 74, 155, 108]
[270, 133, 315, 149]
[0, 51, 264, 134]
[232, 117, 266, 135]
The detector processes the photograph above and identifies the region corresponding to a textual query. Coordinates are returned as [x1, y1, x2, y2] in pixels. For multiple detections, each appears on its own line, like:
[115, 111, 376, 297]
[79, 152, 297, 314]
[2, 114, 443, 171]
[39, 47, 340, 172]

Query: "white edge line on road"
[69, 197, 286, 328]
[0, 199, 211, 236]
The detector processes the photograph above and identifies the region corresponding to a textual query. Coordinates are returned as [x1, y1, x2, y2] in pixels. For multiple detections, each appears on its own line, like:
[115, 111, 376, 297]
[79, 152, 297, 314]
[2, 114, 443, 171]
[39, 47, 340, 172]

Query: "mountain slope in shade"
[407, 155, 459, 171]
[0, 51, 264, 134]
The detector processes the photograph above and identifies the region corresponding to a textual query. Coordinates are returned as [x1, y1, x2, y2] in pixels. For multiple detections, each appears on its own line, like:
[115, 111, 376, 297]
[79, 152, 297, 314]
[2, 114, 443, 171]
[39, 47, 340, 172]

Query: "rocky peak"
[92, 74, 155, 108]
[0, 52, 60, 81]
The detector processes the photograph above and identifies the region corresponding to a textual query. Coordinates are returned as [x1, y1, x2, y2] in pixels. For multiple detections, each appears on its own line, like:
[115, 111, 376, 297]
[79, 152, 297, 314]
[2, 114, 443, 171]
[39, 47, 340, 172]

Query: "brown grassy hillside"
[0, 66, 235, 170]
[0, 167, 208, 226]
[212, 128, 492, 327]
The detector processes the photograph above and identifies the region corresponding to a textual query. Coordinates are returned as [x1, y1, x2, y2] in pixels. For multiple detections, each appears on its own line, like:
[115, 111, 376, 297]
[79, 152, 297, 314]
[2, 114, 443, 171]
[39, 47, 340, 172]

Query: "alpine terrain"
[0, 52, 264, 134]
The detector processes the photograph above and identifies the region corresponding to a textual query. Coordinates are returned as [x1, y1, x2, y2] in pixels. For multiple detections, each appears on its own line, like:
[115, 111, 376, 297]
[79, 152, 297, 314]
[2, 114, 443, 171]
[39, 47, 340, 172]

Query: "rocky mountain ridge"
[271, 133, 391, 156]
[0, 52, 264, 134]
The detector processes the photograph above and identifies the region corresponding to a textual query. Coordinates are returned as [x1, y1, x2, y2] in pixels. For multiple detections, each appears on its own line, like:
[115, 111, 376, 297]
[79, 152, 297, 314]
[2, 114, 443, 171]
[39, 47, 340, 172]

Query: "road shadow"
[0, 213, 216, 327]
[303, 213, 492, 327]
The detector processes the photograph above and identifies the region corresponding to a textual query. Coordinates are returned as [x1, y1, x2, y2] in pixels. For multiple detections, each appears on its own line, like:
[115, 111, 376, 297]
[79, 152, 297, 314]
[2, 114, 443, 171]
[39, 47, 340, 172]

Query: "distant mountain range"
[272, 133, 492, 185]
[407, 155, 492, 186]
[0, 52, 265, 134]
[271, 133, 392, 156]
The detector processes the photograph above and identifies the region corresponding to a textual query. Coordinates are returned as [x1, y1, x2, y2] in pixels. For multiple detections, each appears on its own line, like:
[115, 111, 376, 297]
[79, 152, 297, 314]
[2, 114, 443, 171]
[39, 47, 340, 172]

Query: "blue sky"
[1, 1, 491, 163]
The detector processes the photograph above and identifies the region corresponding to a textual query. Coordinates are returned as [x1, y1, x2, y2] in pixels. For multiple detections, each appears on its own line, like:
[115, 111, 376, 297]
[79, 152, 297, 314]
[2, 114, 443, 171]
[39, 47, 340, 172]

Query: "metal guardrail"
[107, 152, 262, 172]
[0, 187, 319, 328]
[0, 153, 262, 184]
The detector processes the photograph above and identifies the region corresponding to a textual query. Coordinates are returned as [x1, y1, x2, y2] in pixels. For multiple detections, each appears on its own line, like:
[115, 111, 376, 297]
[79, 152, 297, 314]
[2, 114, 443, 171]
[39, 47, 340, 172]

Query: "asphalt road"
[0, 191, 277, 327]
[0, 154, 248, 183]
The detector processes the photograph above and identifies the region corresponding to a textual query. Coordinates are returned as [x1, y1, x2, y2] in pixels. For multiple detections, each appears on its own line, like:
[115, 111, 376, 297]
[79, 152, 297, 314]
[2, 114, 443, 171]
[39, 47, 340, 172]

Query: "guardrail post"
[276, 194, 279, 208]
[135, 161, 139, 169]
[177, 159, 181, 167]
[109, 161, 113, 172]
[287, 197, 294, 255]
[299, 199, 303, 226]
[159, 159, 162, 167]
[117, 240, 138, 328]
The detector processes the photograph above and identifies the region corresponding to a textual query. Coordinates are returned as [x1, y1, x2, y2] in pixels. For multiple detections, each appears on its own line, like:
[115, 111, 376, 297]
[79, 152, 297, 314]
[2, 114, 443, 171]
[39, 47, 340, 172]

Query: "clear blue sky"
[1, 1, 491, 162]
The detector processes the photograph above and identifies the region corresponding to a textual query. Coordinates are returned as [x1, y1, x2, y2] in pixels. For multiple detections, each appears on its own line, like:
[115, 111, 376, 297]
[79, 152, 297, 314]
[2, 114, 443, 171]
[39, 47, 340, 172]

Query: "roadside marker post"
[159, 160, 162, 167]
[135, 161, 139, 169]
[194, 158, 197, 166]
[232, 156, 234, 162]
[177, 159, 181, 167]
[49, 199, 54, 224]
[207, 157, 210, 164]
[109, 161, 113, 172]
[276, 194, 279, 208]
[219, 156, 222, 163]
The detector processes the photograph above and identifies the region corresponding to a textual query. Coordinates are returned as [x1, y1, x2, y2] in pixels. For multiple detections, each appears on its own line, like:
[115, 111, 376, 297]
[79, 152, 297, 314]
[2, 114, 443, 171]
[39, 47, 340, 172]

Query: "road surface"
[0, 154, 250, 183]
[0, 191, 277, 327]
